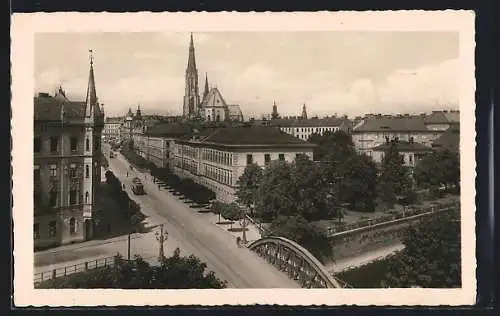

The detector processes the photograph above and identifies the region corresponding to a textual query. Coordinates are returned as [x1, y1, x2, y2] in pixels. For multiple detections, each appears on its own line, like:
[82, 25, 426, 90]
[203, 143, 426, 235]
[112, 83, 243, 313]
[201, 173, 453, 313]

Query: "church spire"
[301, 103, 308, 120]
[271, 100, 279, 120]
[203, 73, 209, 101]
[187, 32, 197, 72]
[85, 49, 100, 117]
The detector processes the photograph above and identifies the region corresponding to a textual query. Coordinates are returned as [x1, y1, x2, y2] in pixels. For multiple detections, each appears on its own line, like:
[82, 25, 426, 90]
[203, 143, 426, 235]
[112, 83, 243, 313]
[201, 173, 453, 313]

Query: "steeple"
[271, 100, 279, 120]
[136, 104, 142, 118]
[187, 32, 197, 72]
[183, 33, 200, 118]
[203, 73, 209, 102]
[85, 49, 100, 117]
[301, 103, 308, 120]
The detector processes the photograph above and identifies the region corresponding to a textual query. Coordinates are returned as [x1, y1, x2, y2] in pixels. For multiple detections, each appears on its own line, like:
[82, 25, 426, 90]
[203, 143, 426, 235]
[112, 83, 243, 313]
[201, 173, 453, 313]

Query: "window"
[49, 164, 57, 177]
[69, 218, 76, 235]
[85, 165, 89, 178]
[296, 153, 301, 159]
[34, 223, 40, 239]
[85, 191, 89, 203]
[264, 154, 271, 164]
[70, 137, 78, 151]
[69, 164, 77, 178]
[86, 138, 90, 151]
[278, 154, 285, 161]
[50, 136, 58, 152]
[246, 154, 253, 165]
[69, 189, 77, 205]
[34, 137, 41, 153]
[49, 221, 57, 237]
[49, 189, 58, 207]
[409, 154, 413, 164]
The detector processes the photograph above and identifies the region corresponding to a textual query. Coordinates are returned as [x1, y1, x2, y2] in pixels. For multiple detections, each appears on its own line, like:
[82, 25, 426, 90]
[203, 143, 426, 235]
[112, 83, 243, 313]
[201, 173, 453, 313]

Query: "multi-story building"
[104, 117, 123, 140]
[34, 55, 104, 249]
[142, 122, 192, 168]
[370, 139, 434, 168]
[269, 117, 352, 141]
[170, 126, 316, 203]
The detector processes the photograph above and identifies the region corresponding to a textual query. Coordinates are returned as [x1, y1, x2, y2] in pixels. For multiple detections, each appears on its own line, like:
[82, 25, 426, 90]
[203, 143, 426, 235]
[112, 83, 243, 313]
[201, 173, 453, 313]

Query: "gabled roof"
[432, 127, 460, 152]
[227, 104, 243, 119]
[353, 117, 429, 133]
[34, 94, 86, 121]
[372, 141, 433, 152]
[145, 122, 192, 137]
[200, 126, 315, 146]
[201, 87, 227, 108]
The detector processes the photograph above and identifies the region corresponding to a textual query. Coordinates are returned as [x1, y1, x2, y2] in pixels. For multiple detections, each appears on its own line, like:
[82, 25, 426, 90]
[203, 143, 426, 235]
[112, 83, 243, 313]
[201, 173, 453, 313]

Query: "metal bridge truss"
[248, 236, 341, 288]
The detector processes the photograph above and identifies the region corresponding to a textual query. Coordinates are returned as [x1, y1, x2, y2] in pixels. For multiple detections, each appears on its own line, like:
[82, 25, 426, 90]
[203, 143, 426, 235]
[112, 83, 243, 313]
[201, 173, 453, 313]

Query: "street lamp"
[155, 224, 168, 263]
[127, 200, 132, 260]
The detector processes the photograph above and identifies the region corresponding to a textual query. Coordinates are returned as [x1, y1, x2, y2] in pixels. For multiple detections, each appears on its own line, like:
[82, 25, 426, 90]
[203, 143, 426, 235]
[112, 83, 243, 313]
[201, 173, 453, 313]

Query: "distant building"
[104, 117, 123, 140]
[182, 33, 244, 122]
[371, 139, 434, 168]
[351, 110, 460, 157]
[431, 126, 460, 153]
[170, 126, 316, 203]
[269, 116, 352, 141]
[33, 54, 104, 249]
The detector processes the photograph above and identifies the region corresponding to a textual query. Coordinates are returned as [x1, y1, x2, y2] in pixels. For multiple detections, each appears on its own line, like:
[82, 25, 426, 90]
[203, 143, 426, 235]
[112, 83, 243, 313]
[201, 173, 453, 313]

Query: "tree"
[219, 203, 243, 230]
[383, 209, 461, 288]
[235, 163, 263, 215]
[267, 215, 333, 263]
[254, 161, 296, 221]
[414, 149, 460, 194]
[308, 130, 356, 163]
[378, 142, 413, 207]
[37, 250, 227, 289]
[340, 153, 379, 212]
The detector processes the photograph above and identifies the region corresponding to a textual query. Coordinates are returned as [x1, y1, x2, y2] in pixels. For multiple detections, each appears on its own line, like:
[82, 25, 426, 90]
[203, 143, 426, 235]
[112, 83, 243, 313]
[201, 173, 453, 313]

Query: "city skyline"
[35, 32, 459, 119]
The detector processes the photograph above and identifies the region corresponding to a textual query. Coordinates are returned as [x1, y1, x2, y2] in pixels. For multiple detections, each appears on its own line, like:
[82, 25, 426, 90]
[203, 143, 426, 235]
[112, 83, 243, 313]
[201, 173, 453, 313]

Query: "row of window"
[34, 163, 94, 179]
[33, 218, 77, 239]
[202, 148, 233, 166]
[246, 153, 286, 165]
[282, 126, 339, 134]
[35, 188, 90, 207]
[34, 136, 100, 153]
[202, 163, 233, 186]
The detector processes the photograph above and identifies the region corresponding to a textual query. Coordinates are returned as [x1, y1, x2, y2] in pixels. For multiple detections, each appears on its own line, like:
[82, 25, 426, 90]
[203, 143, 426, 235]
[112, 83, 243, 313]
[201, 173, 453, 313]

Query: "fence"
[34, 255, 160, 286]
[34, 256, 116, 285]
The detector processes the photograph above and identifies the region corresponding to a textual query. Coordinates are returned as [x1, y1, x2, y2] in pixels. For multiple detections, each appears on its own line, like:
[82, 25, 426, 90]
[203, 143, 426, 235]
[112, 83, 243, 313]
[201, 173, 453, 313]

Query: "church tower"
[301, 103, 308, 120]
[82, 50, 104, 236]
[271, 100, 279, 120]
[183, 33, 200, 118]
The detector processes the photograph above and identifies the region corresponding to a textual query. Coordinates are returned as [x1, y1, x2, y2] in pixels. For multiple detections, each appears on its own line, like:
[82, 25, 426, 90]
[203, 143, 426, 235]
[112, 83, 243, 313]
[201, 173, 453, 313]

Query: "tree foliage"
[308, 130, 356, 163]
[377, 142, 413, 207]
[235, 163, 263, 210]
[383, 209, 461, 288]
[37, 249, 227, 289]
[414, 149, 460, 194]
[267, 215, 333, 263]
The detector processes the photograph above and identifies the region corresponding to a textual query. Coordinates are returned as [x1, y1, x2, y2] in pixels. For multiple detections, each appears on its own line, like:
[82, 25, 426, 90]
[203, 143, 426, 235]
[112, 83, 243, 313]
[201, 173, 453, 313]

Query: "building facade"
[270, 117, 352, 141]
[170, 126, 316, 203]
[104, 117, 123, 140]
[34, 56, 104, 249]
[371, 140, 434, 168]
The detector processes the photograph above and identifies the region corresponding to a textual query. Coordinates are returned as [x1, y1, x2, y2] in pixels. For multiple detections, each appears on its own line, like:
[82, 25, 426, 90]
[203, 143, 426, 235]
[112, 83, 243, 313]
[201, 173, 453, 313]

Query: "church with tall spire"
[33, 50, 104, 249]
[182, 33, 243, 122]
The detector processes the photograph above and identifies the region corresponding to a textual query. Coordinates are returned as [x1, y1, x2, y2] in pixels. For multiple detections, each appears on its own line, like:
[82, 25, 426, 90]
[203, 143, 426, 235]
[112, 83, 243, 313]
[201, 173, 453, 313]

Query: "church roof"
[201, 87, 227, 108]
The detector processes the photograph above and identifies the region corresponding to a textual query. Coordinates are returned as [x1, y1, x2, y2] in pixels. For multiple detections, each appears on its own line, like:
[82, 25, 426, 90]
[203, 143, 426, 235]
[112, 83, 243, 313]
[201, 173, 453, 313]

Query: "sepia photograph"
[12, 11, 476, 306]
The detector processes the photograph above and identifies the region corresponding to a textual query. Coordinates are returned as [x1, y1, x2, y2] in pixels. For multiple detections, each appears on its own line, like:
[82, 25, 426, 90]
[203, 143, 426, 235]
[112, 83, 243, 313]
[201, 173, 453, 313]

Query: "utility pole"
[241, 208, 247, 244]
[127, 200, 131, 260]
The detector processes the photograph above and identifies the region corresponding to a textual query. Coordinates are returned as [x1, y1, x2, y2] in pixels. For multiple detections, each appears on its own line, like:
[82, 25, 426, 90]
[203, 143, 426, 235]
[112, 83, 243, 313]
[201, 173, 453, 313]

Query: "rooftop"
[432, 127, 460, 152]
[34, 94, 86, 121]
[145, 122, 193, 137]
[372, 140, 434, 152]
[353, 116, 430, 133]
[424, 110, 460, 124]
[269, 117, 349, 128]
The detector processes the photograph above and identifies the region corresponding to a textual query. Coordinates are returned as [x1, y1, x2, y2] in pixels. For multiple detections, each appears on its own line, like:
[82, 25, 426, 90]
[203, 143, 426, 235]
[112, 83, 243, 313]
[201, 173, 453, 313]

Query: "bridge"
[247, 236, 341, 288]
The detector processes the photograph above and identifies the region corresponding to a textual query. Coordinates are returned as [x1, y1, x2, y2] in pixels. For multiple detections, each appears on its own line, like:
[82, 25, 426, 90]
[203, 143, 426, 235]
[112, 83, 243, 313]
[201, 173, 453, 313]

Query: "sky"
[35, 32, 459, 119]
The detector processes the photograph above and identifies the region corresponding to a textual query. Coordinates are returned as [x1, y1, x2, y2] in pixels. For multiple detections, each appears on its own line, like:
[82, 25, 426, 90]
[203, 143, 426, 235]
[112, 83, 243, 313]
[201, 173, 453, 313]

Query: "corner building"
[170, 126, 316, 203]
[33, 56, 104, 249]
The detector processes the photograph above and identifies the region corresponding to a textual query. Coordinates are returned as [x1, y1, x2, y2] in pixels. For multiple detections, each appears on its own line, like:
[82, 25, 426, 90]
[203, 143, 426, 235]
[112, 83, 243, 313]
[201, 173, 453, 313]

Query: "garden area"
[93, 170, 147, 239]
[335, 208, 461, 288]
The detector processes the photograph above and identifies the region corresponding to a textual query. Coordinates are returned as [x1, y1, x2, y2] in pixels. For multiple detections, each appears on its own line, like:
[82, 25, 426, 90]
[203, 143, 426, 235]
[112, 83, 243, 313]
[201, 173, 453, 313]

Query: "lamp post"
[155, 224, 167, 263]
[127, 200, 132, 260]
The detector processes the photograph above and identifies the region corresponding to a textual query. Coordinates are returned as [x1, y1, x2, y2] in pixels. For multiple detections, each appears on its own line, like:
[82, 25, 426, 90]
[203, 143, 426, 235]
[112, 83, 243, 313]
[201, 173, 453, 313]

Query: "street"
[43, 143, 298, 288]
